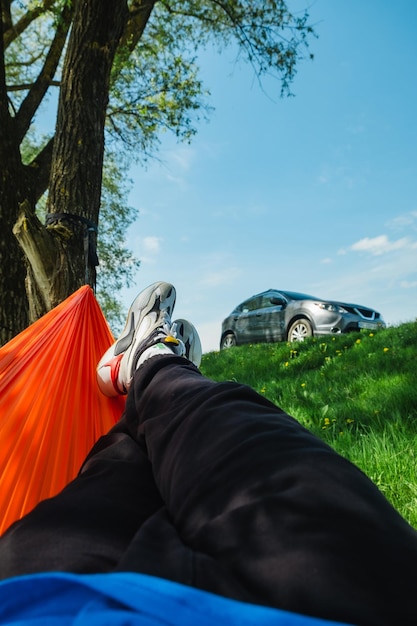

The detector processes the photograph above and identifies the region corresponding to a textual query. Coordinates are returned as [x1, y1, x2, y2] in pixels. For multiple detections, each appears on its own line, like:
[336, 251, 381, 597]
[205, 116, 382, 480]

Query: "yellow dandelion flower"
[383, 347, 389, 352]
[355, 339, 361, 344]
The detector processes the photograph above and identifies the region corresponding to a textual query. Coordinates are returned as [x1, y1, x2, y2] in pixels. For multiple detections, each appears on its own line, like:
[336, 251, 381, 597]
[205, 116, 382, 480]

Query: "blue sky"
[121, 0, 417, 352]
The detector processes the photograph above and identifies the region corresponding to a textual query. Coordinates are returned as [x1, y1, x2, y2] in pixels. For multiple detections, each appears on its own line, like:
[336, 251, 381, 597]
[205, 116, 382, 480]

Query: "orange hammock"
[0, 286, 126, 535]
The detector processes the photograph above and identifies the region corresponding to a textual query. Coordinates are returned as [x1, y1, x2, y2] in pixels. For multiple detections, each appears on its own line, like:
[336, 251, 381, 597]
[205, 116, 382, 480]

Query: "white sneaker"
[97, 283, 202, 397]
[97, 281, 178, 396]
[172, 319, 202, 368]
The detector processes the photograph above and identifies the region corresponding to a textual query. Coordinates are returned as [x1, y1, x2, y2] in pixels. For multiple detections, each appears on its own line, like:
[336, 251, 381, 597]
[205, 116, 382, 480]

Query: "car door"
[255, 294, 286, 342]
[233, 296, 262, 343]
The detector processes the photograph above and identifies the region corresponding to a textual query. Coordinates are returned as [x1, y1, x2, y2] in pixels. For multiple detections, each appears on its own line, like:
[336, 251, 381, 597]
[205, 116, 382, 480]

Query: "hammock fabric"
[0, 572, 353, 626]
[0, 286, 125, 535]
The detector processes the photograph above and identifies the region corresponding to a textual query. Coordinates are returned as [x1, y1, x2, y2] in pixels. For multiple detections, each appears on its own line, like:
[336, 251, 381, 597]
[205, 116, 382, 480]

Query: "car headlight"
[314, 302, 347, 314]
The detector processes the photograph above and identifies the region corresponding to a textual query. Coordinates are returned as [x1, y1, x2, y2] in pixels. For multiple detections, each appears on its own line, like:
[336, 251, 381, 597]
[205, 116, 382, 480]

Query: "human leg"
[0, 415, 164, 579]
[123, 354, 417, 626]
[0, 281, 179, 580]
[95, 280, 417, 624]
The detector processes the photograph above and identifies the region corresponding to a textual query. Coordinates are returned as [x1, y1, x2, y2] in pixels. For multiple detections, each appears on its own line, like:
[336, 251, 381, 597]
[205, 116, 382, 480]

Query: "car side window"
[241, 297, 261, 313]
[260, 296, 275, 310]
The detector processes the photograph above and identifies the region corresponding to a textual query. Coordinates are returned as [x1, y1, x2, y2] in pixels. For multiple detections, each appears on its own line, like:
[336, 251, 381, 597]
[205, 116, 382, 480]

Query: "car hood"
[324, 299, 380, 312]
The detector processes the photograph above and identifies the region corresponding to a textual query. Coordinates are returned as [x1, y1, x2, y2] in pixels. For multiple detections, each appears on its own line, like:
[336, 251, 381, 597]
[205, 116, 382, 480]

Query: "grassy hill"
[201, 321, 417, 528]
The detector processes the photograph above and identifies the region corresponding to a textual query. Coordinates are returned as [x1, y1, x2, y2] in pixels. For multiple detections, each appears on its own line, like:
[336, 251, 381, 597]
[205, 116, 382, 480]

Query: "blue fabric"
[0, 571, 353, 626]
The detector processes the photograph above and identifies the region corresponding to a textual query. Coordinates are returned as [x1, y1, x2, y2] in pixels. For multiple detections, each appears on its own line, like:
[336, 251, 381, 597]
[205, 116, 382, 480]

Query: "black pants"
[1, 356, 417, 626]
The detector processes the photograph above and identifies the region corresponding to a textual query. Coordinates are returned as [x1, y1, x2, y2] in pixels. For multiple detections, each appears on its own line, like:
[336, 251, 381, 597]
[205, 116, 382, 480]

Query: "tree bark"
[13, 203, 71, 320]
[0, 7, 29, 344]
[0, 159, 30, 345]
[1, 0, 156, 343]
[46, 0, 129, 295]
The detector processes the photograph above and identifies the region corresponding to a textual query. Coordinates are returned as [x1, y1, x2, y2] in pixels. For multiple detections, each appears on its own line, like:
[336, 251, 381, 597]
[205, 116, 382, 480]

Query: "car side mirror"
[270, 297, 285, 306]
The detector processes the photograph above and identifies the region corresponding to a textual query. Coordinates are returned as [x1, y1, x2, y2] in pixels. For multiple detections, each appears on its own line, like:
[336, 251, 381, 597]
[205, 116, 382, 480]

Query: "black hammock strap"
[45, 212, 99, 287]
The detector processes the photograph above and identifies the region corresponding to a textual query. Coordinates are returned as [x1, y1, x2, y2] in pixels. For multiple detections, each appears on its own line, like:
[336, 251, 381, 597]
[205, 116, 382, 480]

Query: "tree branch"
[3, 0, 56, 49]
[6, 79, 61, 91]
[120, 0, 157, 52]
[15, 3, 73, 142]
[1, 0, 13, 33]
[0, 0, 13, 144]
[25, 136, 55, 204]
[13, 199, 68, 319]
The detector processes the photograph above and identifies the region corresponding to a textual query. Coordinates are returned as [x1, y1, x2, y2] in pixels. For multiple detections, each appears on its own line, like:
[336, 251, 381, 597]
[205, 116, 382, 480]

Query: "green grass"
[201, 321, 417, 528]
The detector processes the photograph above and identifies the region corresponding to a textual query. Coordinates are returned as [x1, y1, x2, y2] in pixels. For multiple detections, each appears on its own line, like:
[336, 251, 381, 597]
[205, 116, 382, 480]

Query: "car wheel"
[221, 333, 237, 349]
[287, 319, 313, 342]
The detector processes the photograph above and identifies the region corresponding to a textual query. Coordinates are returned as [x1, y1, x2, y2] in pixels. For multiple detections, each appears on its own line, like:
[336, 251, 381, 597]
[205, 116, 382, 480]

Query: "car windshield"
[278, 291, 320, 301]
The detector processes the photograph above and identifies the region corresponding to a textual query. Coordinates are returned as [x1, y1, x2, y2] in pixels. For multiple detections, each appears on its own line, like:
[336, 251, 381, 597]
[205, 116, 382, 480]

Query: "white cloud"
[143, 236, 162, 253]
[139, 236, 163, 264]
[167, 146, 196, 171]
[342, 234, 411, 256]
[159, 146, 196, 188]
[320, 257, 332, 264]
[386, 210, 417, 231]
[138, 145, 196, 190]
[316, 161, 358, 190]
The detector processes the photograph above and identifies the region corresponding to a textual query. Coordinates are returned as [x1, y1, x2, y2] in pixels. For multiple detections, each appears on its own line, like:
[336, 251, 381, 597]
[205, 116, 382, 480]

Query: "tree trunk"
[45, 0, 129, 295]
[0, 12, 29, 344]
[4, 0, 130, 333]
[1, 0, 156, 344]
[0, 153, 30, 345]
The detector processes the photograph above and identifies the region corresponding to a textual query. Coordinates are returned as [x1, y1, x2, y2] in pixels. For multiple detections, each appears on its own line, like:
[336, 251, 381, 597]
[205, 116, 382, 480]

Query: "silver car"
[220, 289, 386, 349]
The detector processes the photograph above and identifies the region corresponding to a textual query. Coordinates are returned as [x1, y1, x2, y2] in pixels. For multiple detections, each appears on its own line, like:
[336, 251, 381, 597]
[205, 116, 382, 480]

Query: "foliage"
[95, 153, 140, 334]
[201, 321, 417, 527]
[107, 25, 209, 160]
[106, 0, 316, 158]
[1, 0, 316, 335]
[7, 0, 315, 165]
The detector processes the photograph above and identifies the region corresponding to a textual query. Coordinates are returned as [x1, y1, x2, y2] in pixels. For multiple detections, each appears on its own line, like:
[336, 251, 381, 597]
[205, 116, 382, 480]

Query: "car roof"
[259, 289, 320, 301]
[233, 290, 379, 313]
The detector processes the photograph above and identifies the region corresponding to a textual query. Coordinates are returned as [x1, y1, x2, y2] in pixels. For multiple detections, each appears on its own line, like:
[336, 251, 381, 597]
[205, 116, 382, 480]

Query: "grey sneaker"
[172, 319, 202, 368]
[97, 281, 178, 396]
[97, 284, 203, 397]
